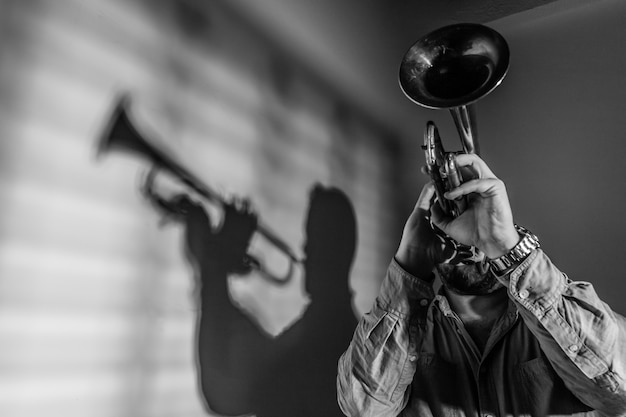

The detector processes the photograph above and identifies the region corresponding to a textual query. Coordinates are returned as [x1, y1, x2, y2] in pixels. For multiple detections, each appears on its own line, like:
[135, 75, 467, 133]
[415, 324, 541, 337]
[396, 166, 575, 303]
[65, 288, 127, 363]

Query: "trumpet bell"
[399, 23, 510, 109]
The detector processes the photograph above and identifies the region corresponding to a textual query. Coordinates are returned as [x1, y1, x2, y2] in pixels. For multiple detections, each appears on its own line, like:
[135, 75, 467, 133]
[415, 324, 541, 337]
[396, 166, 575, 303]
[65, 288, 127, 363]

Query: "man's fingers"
[416, 181, 436, 211]
[453, 154, 497, 180]
[444, 178, 503, 200]
[430, 199, 447, 226]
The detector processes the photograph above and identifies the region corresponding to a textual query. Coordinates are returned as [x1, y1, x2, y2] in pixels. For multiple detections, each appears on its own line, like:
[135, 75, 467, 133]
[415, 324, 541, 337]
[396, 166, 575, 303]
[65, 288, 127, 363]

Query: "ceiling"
[224, 0, 586, 141]
[380, 0, 561, 38]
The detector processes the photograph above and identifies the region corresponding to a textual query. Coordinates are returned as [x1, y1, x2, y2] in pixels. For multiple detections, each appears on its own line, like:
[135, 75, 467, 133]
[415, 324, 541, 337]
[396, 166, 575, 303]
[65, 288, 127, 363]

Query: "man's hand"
[430, 154, 519, 259]
[395, 182, 449, 279]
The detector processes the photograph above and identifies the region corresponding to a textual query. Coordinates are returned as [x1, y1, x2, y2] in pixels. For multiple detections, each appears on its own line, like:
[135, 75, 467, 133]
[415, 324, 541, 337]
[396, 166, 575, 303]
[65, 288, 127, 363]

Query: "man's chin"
[436, 262, 503, 296]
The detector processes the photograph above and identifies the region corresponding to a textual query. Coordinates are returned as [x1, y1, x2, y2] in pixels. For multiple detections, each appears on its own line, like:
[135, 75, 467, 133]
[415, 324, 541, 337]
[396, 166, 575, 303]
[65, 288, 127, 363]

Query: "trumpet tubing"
[398, 23, 510, 216]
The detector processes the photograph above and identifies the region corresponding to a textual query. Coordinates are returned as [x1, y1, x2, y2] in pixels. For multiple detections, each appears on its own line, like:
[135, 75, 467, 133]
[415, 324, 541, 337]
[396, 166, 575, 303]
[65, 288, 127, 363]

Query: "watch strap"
[488, 225, 540, 274]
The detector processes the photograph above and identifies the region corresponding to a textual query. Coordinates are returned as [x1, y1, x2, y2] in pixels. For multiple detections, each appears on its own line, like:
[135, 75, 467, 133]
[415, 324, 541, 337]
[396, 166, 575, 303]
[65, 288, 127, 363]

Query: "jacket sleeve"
[337, 259, 434, 417]
[500, 249, 626, 415]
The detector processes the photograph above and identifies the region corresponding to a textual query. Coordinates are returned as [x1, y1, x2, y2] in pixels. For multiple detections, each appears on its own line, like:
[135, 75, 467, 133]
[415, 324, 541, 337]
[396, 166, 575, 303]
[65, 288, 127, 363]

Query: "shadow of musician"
[148, 184, 358, 417]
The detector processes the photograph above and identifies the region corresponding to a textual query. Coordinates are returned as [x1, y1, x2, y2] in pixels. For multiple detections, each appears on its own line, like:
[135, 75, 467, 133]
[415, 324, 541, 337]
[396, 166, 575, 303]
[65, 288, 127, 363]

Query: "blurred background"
[1, 0, 625, 416]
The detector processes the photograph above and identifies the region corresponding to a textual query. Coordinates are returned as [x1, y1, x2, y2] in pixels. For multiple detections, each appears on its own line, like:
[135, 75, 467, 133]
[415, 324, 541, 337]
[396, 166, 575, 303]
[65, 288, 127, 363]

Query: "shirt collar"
[432, 287, 520, 324]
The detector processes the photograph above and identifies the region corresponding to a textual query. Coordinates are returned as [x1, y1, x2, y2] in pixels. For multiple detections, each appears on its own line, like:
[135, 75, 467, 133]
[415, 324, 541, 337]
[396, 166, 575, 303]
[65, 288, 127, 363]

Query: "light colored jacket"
[337, 249, 626, 417]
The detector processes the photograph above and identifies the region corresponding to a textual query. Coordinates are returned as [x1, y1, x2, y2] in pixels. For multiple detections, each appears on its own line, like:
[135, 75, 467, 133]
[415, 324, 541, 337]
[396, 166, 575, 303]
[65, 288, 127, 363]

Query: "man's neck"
[443, 286, 509, 352]
[444, 286, 508, 321]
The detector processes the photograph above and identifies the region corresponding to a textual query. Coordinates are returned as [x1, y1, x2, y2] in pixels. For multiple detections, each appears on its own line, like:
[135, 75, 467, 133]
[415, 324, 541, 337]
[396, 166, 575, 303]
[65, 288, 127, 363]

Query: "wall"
[431, 0, 626, 314]
[0, 1, 403, 416]
[223, 0, 411, 139]
[3, 0, 621, 415]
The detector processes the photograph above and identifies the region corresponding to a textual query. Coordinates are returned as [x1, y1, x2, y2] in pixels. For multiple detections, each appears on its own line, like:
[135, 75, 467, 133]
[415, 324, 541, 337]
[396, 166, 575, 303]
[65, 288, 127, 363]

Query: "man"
[337, 154, 626, 416]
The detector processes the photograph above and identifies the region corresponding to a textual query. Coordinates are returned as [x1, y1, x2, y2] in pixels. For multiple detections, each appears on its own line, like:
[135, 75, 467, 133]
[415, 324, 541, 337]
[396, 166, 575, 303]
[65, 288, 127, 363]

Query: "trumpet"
[96, 95, 301, 284]
[399, 23, 510, 217]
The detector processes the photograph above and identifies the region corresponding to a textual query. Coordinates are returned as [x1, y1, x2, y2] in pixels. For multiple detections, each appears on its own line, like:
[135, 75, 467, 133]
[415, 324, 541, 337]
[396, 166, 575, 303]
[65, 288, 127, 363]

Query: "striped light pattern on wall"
[0, 1, 404, 416]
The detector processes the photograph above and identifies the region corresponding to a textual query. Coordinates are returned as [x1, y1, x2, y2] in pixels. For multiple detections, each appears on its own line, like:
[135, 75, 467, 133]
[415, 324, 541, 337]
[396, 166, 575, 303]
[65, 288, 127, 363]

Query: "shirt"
[337, 249, 626, 417]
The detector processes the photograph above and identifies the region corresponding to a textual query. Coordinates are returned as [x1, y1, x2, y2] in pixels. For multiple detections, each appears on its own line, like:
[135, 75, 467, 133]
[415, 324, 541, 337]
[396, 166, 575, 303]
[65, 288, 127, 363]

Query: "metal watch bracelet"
[488, 225, 540, 275]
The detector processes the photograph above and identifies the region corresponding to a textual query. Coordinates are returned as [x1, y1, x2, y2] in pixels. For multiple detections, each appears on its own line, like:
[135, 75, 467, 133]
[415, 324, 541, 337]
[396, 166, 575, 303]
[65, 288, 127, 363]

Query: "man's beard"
[436, 261, 503, 295]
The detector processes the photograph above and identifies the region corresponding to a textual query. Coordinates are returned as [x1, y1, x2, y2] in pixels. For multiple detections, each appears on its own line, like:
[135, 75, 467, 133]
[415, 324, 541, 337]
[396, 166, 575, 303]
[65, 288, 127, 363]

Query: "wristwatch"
[488, 225, 540, 275]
